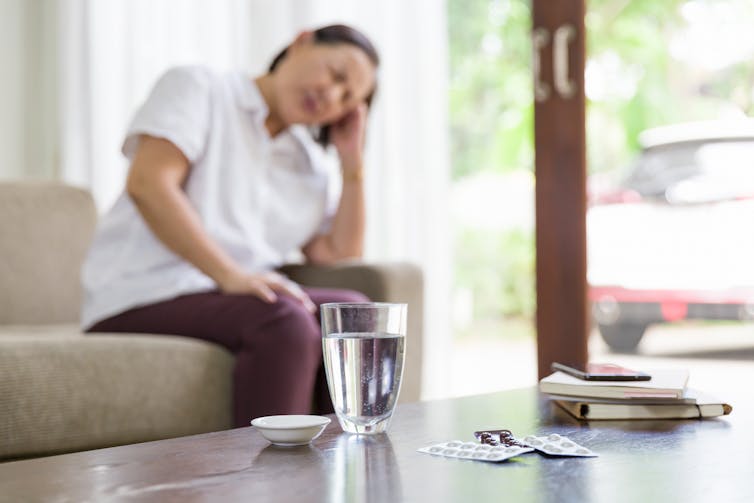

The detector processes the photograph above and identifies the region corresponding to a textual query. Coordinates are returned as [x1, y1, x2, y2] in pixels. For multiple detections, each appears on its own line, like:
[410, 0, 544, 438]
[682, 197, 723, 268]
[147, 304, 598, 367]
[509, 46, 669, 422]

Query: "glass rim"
[320, 302, 407, 309]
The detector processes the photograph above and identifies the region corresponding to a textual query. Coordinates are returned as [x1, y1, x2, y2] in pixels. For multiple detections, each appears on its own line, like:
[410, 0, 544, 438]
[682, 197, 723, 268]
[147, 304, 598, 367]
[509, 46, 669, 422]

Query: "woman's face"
[273, 34, 377, 126]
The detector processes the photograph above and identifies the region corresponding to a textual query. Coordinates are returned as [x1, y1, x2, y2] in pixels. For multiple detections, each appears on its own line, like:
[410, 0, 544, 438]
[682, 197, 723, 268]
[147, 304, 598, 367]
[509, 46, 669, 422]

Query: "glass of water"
[320, 302, 407, 434]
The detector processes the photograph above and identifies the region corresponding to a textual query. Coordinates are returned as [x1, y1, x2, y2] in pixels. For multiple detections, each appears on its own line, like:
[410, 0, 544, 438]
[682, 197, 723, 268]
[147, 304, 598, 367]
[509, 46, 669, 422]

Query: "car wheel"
[598, 323, 648, 353]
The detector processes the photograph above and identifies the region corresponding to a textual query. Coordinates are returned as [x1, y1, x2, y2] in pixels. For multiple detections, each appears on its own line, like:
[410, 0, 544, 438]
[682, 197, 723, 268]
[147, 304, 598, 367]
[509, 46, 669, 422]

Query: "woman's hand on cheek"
[330, 103, 367, 168]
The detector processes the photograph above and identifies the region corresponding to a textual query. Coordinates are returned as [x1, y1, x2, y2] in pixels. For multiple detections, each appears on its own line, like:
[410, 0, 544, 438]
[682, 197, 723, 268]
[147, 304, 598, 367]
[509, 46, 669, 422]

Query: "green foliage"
[448, 0, 533, 179]
[449, 0, 754, 175]
[701, 62, 754, 115]
[454, 227, 535, 319]
[586, 0, 687, 170]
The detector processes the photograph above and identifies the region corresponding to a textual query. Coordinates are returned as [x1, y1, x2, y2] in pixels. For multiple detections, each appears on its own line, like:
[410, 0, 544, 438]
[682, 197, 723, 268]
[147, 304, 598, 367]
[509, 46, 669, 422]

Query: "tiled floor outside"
[450, 321, 754, 401]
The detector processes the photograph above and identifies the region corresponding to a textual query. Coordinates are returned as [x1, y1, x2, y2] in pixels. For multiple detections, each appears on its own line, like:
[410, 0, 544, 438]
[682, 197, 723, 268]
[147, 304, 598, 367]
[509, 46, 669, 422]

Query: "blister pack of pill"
[418, 440, 534, 463]
[521, 433, 598, 457]
[418, 431, 598, 463]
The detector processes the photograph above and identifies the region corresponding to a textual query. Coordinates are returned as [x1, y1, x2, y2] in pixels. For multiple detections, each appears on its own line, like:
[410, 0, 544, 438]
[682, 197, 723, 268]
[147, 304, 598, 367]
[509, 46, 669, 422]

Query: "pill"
[547, 434, 561, 441]
[561, 441, 574, 448]
[447, 442, 461, 448]
[443, 449, 458, 455]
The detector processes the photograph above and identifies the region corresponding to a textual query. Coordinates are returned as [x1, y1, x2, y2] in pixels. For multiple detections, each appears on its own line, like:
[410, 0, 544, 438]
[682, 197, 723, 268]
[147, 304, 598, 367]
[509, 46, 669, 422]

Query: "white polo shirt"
[81, 66, 339, 329]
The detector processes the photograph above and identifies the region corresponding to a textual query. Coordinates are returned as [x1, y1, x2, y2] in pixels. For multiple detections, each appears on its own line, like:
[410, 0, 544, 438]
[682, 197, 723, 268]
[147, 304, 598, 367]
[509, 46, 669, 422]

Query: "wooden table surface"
[2, 387, 752, 502]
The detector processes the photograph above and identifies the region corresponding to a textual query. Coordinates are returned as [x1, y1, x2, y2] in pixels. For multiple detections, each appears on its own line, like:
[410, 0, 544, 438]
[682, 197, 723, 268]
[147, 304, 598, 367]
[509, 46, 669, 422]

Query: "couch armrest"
[280, 262, 424, 403]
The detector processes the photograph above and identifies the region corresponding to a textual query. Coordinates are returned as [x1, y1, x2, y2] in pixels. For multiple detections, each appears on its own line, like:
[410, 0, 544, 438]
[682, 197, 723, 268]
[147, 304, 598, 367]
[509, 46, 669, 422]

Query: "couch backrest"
[0, 181, 97, 325]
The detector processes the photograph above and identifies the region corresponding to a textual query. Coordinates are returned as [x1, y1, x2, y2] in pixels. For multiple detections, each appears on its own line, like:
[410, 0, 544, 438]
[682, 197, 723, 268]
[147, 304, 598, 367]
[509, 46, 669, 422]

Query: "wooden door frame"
[532, 0, 589, 378]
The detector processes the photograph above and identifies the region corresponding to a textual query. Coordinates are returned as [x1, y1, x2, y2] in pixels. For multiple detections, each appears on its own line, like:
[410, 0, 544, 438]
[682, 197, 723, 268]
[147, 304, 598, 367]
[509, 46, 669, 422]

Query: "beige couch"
[0, 181, 423, 460]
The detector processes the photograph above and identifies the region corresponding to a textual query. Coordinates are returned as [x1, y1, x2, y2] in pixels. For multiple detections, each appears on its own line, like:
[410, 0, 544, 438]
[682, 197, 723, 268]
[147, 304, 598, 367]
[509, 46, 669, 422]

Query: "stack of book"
[539, 369, 733, 420]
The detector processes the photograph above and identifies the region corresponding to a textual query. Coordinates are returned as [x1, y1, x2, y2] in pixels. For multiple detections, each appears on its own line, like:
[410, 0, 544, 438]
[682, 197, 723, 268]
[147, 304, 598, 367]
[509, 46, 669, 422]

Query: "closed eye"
[331, 66, 347, 83]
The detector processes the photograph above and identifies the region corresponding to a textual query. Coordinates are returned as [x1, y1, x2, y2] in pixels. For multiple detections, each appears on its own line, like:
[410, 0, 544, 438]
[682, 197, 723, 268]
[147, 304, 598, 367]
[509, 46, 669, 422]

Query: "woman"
[81, 25, 379, 427]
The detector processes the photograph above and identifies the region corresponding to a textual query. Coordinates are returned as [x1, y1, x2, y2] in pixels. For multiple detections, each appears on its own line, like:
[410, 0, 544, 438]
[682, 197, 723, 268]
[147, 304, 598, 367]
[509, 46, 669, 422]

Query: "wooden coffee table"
[2, 387, 752, 502]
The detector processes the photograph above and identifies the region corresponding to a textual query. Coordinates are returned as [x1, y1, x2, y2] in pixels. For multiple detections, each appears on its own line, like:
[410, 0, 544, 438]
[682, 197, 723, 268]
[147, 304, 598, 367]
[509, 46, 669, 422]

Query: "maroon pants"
[86, 287, 369, 427]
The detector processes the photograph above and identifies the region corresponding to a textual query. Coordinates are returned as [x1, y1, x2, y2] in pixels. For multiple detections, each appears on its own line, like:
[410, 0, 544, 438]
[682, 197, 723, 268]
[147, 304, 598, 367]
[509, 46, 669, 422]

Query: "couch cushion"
[0, 332, 233, 460]
[0, 323, 83, 337]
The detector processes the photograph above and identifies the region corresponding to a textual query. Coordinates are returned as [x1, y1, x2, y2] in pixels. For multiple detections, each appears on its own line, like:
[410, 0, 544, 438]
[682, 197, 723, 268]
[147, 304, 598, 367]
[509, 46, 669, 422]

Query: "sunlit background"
[2, 0, 754, 399]
[448, 0, 754, 397]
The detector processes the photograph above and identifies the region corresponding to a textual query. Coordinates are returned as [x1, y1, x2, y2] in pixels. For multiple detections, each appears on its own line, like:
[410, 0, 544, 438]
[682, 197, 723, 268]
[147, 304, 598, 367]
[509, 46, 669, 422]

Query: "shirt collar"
[237, 74, 269, 117]
[237, 73, 323, 170]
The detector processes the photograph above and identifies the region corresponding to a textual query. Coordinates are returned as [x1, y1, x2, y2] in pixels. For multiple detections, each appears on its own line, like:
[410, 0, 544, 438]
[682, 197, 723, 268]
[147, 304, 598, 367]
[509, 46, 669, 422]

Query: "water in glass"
[323, 332, 405, 434]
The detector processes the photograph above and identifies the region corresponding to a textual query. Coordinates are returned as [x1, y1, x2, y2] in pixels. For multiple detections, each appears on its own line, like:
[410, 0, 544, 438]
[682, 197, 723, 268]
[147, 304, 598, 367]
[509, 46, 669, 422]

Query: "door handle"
[553, 24, 576, 99]
[532, 27, 550, 102]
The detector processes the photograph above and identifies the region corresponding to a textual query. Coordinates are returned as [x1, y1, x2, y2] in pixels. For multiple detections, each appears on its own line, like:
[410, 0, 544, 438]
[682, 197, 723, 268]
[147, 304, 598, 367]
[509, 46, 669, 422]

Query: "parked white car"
[588, 121, 754, 352]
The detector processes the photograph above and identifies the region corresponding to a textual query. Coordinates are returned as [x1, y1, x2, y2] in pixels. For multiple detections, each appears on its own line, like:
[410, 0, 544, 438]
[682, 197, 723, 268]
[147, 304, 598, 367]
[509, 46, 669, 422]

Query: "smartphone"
[551, 362, 651, 381]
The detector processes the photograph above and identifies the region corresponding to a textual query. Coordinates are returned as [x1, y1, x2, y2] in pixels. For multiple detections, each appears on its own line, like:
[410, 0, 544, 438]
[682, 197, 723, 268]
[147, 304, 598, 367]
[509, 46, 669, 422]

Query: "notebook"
[539, 369, 690, 400]
[553, 389, 732, 420]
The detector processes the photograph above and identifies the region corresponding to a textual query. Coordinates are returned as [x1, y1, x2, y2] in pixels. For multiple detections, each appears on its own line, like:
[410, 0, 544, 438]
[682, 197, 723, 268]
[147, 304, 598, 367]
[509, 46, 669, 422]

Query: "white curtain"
[52, 0, 452, 399]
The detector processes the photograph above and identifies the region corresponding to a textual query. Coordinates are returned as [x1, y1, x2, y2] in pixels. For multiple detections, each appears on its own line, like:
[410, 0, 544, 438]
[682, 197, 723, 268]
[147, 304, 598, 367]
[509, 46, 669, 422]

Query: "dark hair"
[268, 24, 380, 147]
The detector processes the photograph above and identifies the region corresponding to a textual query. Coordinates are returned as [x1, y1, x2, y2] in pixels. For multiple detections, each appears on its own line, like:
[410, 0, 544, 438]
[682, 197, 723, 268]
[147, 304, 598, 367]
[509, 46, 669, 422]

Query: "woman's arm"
[303, 104, 367, 264]
[127, 135, 315, 311]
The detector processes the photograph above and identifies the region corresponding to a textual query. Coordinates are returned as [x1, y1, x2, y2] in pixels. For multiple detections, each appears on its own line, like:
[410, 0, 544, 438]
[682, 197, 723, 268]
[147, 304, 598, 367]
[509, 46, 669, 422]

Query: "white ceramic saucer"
[250, 415, 331, 446]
